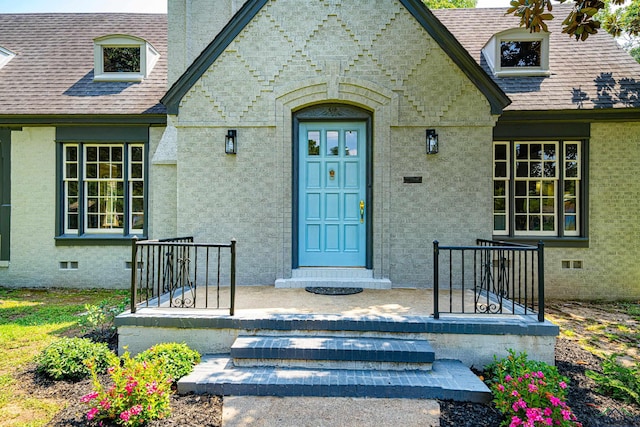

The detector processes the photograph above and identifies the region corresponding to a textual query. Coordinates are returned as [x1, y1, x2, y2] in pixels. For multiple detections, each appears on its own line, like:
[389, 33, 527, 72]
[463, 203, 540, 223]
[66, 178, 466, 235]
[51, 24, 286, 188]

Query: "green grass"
[0, 287, 128, 427]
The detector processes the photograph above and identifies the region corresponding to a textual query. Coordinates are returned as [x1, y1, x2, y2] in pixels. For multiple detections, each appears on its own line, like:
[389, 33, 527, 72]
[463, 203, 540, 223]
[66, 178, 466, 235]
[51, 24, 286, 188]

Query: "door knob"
[360, 200, 365, 223]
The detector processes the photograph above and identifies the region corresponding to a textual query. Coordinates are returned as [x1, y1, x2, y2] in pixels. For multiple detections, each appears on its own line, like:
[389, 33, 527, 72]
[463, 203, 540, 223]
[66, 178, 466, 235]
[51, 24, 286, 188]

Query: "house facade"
[1, 0, 639, 300]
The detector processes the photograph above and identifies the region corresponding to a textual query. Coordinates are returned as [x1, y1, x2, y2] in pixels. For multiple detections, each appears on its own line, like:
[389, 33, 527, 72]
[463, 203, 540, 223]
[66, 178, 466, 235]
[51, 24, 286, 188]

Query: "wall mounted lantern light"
[426, 129, 438, 155]
[225, 129, 237, 155]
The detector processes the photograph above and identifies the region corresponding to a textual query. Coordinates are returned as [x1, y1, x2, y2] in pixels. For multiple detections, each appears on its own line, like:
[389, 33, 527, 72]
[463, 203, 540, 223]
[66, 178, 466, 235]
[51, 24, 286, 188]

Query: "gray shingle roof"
[0, 13, 166, 116]
[1, 7, 639, 116]
[434, 6, 640, 111]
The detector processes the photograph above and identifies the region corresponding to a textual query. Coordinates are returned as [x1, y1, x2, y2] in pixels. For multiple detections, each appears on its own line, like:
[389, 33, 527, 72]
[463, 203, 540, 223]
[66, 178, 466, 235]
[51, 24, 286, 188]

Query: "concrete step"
[275, 268, 391, 289]
[177, 355, 491, 402]
[231, 335, 435, 370]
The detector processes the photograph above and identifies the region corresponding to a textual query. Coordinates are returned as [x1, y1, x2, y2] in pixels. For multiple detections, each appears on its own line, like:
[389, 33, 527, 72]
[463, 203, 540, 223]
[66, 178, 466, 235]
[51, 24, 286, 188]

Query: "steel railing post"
[130, 236, 138, 314]
[433, 240, 439, 320]
[537, 241, 545, 322]
[230, 238, 237, 316]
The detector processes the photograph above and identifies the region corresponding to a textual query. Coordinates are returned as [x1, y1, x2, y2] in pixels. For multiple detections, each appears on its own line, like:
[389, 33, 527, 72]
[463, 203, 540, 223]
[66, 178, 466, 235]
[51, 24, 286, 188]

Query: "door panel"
[298, 122, 367, 267]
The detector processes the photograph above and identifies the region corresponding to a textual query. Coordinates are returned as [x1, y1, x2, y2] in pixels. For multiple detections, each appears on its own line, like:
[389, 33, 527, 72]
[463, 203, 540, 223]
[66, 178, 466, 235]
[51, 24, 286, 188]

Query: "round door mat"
[305, 286, 363, 295]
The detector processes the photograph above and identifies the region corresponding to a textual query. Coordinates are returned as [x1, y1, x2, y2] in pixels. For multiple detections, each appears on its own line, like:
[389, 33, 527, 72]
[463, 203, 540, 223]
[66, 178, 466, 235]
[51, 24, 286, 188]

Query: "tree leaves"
[507, 0, 607, 41]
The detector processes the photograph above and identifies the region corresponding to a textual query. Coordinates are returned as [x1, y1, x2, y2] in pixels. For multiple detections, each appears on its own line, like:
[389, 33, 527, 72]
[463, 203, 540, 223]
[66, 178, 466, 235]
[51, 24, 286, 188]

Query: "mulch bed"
[14, 335, 637, 426]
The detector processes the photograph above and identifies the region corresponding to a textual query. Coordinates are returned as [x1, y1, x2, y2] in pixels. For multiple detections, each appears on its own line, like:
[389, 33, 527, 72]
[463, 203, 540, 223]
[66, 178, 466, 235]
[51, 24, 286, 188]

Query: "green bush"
[35, 337, 112, 381]
[135, 343, 200, 382]
[80, 298, 129, 340]
[587, 354, 640, 405]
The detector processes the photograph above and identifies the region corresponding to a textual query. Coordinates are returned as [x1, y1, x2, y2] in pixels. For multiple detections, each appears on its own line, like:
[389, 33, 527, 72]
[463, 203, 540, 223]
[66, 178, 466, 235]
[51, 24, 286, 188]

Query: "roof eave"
[0, 114, 167, 126]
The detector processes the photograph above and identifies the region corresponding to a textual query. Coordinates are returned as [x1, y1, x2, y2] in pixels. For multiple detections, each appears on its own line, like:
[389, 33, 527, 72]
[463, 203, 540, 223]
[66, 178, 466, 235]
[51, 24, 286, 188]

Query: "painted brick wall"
[1, 126, 163, 289]
[166, 0, 497, 286]
[543, 122, 640, 299]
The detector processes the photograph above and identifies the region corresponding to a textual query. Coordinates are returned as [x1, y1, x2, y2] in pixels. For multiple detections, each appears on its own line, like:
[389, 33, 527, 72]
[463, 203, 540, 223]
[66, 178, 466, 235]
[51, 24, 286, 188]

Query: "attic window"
[483, 29, 550, 77]
[94, 35, 159, 82]
[0, 46, 15, 70]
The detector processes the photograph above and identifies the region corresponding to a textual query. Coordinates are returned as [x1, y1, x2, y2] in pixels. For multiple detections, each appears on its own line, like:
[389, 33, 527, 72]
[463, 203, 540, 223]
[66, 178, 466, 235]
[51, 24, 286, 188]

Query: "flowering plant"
[82, 351, 173, 426]
[487, 350, 582, 427]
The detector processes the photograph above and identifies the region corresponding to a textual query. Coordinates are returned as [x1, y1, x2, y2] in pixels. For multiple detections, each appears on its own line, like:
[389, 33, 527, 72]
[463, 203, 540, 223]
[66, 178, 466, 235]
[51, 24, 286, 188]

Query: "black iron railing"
[130, 237, 236, 315]
[433, 239, 544, 322]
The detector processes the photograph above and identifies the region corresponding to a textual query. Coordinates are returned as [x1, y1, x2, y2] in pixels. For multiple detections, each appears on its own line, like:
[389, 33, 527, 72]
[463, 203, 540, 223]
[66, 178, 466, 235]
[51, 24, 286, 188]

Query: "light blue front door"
[298, 122, 367, 267]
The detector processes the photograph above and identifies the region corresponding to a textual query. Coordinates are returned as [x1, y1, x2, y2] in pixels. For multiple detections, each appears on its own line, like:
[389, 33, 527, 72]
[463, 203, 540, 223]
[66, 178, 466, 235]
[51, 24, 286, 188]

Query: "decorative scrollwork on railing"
[476, 302, 500, 314]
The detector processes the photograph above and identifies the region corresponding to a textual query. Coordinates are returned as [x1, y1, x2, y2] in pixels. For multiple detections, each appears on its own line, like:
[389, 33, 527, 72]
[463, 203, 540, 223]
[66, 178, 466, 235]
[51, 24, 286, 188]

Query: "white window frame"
[493, 142, 510, 236]
[482, 29, 550, 77]
[93, 35, 159, 82]
[0, 46, 15, 70]
[493, 141, 582, 238]
[62, 142, 145, 236]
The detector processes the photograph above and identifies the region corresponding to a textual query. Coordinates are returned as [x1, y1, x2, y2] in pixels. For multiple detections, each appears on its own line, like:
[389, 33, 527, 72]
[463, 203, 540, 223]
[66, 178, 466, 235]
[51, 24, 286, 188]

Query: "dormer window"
[482, 29, 550, 77]
[0, 46, 15, 70]
[93, 35, 159, 82]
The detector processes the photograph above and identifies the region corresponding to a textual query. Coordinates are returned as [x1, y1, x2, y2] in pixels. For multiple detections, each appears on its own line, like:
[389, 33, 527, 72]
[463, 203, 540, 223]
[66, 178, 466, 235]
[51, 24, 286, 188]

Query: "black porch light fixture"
[225, 129, 237, 154]
[426, 129, 438, 154]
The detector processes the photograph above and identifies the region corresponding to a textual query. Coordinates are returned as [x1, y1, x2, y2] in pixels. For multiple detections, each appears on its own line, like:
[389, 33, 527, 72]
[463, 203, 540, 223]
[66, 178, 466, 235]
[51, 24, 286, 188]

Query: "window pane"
[494, 144, 507, 160]
[86, 164, 97, 179]
[543, 145, 556, 160]
[68, 182, 78, 197]
[66, 146, 77, 161]
[515, 215, 527, 230]
[112, 147, 123, 162]
[131, 214, 144, 230]
[529, 144, 542, 160]
[543, 162, 556, 178]
[131, 164, 143, 179]
[566, 161, 578, 178]
[515, 199, 526, 213]
[308, 131, 320, 156]
[326, 131, 339, 156]
[494, 198, 506, 213]
[529, 215, 540, 231]
[542, 182, 554, 196]
[543, 216, 555, 231]
[565, 215, 577, 231]
[500, 40, 541, 67]
[103, 47, 141, 73]
[495, 162, 507, 178]
[345, 130, 358, 156]
[566, 144, 578, 160]
[494, 181, 506, 196]
[515, 181, 526, 196]
[530, 162, 542, 177]
[99, 146, 110, 162]
[542, 198, 555, 213]
[67, 214, 78, 230]
[86, 147, 97, 162]
[494, 215, 506, 231]
[516, 162, 528, 177]
[515, 144, 527, 159]
[131, 146, 143, 162]
[528, 199, 540, 213]
[132, 198, 144, 212]
[132, 181, 144, 197]
[528, 181, 540, 196]
[66, 164, 77, 179]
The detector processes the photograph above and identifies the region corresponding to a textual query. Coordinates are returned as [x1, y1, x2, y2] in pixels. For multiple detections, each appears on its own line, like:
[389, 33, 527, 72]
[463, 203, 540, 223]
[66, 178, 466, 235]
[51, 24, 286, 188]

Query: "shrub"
[135, 342, 200, 383]
[80, 298, 129, 341]
[586, 354, 640, 405]
[82, 351, 172, 426]
[35, 337, 112, 381]
[486, 349, 582, 427]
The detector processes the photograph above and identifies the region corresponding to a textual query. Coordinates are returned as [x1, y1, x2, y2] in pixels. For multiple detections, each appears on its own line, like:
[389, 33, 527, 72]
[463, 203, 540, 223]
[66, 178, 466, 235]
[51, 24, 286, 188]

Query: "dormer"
[482, 28, 550, 77]
[93, 35, 159, 82]
[0, 46, 15, 70]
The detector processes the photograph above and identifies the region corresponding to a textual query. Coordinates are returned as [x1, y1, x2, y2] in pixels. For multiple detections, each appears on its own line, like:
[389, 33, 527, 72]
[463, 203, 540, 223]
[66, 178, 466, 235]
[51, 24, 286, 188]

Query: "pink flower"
[87, 407, 99, 420]
[107, 366, 115, 374]
[544, 417, 553, 426]
[99, 399, 111, 410]
[120, 410, 131, 422]
[512, 390, 520, 397]
[512, 398, 527, 412]
[130, 405, 143, 416]
[549, 396, 561, 407]
[505, 375, 513, 382]
[81, 392, 99, 403]
[146, 381, 159, 395]
[125, 380, 138, 394]
[561, 409, 572, 421]
[528, 383, 538, 393]
[559, 381, 567, 389]
[509, 416, 523, 427]
[497, 384, 505, 392]
[543, 407, 553, 416]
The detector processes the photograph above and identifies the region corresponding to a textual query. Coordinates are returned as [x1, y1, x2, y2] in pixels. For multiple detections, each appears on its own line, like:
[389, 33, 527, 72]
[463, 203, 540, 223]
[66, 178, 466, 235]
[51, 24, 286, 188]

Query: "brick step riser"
[232, 358, 433, 371]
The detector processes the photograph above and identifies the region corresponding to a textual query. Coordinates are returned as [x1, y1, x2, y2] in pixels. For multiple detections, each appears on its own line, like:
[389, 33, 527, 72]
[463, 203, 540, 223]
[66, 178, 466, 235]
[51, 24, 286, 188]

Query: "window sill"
[492, 236, 589, 248]
[55, 234, 146, 246]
